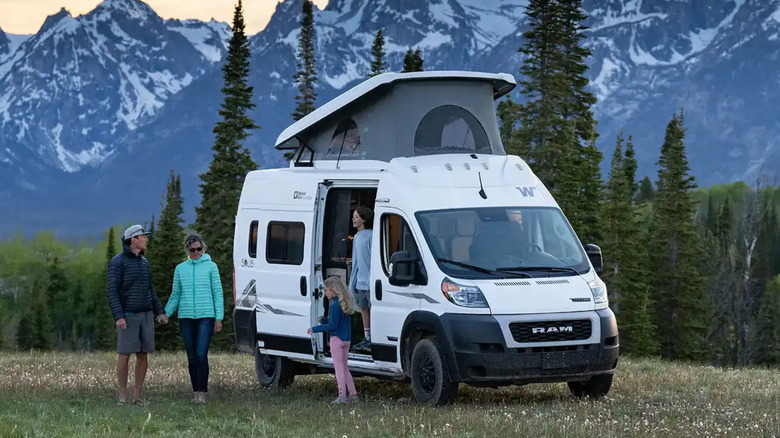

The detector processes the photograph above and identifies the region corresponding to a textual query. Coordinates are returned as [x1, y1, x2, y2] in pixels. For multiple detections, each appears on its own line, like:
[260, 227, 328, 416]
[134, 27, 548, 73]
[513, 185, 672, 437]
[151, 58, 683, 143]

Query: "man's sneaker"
[331, 396, 348, 404]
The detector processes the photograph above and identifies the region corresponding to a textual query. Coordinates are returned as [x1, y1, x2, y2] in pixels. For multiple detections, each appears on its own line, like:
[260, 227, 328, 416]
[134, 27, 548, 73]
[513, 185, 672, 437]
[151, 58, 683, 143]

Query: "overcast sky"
[0, 0, 329, 34]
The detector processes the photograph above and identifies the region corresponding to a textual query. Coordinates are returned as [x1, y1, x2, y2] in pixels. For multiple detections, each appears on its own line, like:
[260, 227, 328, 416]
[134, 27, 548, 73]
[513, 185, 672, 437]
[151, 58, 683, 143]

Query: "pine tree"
[147, 172, 185, 351]
[293, 0, 317, 121]
[637, 176, 655, 204]
[17, 311, 34, 350]
[515, 0, 602, 242]
[648, 111, 709, 360]
[401, 47, 424, 72]
[369, 29, 388, 77]
[30, 288, 53, 350]
[46, 256, 69, 346]
[602, 133, 657, 356]
[754, 275, 780, 365]
[94, 227, 118, 351]
[196, 1, 258, 349]
[497, 95, 524, 157]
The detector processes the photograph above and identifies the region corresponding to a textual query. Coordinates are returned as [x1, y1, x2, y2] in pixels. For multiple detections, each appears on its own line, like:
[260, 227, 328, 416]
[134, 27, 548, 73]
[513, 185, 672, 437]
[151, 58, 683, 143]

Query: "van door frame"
[310, 179, 379, 360]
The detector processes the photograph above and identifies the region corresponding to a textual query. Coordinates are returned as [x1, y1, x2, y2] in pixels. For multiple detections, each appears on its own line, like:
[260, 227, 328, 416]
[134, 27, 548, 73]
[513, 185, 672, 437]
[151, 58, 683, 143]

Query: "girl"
[307, 277, 358, 403]
[349, 206, 373, 350]
[165, 234, 224, 404]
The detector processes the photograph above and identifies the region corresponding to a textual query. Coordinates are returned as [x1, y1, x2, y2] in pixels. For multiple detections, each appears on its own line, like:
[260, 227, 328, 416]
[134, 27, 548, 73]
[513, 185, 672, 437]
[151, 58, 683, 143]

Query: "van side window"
[380, 214, 420, 276]
[248, 220, 259, 258]
[266, 222, 305, 265]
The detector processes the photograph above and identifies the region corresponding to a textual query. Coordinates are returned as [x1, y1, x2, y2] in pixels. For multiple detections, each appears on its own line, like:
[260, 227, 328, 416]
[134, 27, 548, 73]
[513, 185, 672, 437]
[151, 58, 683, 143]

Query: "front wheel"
[255, 347, 295, 389]
[568, 373, 613, 399]
[410, 338, 458, 405]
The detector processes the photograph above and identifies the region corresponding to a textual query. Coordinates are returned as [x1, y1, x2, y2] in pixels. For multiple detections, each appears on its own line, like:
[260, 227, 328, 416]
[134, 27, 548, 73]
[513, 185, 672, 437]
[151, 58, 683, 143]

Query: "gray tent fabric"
[289, 79, 508, 163]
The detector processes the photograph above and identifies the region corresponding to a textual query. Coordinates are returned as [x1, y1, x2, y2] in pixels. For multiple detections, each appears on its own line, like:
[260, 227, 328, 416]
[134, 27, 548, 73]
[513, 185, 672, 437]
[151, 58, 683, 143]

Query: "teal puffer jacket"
[165, 253, 224, 321]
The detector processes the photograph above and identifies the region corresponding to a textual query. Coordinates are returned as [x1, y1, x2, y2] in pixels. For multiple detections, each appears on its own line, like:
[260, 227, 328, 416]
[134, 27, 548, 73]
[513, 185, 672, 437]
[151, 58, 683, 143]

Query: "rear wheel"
[410, 338, 458, 405]
[255, 347, 295, 389]
[568, 373, 613, 399]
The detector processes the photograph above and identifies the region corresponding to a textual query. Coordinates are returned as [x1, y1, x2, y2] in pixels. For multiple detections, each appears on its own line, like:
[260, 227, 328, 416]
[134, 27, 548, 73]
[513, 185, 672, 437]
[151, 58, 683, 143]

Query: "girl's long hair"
[324, 276, 355, 315]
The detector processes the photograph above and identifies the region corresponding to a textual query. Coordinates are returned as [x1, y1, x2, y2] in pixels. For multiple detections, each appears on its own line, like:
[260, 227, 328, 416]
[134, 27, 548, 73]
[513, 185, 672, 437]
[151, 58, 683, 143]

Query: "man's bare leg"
[133, 352, 148, 401]
[117, 354, 130, 403]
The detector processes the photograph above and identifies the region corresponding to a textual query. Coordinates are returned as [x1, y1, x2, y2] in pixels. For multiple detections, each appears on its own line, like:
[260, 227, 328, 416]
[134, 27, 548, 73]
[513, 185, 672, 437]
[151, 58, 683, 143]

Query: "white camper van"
[232, 71, 618, 405]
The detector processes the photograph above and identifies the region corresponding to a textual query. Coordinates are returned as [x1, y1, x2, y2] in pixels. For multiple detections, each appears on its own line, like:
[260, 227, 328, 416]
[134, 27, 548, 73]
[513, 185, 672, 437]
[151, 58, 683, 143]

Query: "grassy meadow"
[0, 352, 779, 437]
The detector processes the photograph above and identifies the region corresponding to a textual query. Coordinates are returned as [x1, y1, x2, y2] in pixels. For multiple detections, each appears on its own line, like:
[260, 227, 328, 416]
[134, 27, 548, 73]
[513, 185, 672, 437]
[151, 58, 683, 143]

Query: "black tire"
[410, 338, 458, 405]
[255, 347, 295, 389]
[568, 373, 613, 399]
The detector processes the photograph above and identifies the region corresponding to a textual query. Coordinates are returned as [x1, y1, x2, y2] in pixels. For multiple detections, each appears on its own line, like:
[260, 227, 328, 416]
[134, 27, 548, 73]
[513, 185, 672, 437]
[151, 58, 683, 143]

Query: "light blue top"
[165, 253, 224, 321]
[349, 229, 372, 292]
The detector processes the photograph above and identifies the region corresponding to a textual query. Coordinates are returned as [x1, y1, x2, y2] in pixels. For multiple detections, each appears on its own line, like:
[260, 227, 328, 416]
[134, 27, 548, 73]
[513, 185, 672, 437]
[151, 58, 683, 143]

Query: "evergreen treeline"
[1, 0, 779, 370]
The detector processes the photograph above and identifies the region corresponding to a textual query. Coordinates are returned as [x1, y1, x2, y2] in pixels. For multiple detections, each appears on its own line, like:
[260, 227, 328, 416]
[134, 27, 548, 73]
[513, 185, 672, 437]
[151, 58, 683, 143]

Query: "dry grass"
[1, 352, 779, 437]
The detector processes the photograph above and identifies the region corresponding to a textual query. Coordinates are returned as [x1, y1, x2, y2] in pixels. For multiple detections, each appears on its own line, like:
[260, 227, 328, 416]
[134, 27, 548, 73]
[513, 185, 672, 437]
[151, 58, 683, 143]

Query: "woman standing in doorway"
[165, 234, 224, 404]
[350, 206, 373, 350]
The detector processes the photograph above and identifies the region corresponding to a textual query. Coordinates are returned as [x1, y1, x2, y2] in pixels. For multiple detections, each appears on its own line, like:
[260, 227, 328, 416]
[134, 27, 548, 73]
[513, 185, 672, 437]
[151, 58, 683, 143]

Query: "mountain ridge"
[2, 0, 780, 238]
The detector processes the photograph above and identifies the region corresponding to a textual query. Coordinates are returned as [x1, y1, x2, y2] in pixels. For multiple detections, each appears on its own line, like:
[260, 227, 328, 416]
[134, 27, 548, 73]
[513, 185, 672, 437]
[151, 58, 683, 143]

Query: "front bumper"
[440, 308, 619, 384]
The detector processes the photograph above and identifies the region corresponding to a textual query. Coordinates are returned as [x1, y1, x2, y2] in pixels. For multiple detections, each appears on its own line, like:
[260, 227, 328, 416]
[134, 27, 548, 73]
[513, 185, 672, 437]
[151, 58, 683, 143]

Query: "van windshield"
[415, 207, 589, 279]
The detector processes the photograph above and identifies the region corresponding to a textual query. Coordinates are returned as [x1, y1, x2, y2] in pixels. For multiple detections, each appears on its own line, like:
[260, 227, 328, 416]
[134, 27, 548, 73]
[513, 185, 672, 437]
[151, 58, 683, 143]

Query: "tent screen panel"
[414, 105, 491, 156]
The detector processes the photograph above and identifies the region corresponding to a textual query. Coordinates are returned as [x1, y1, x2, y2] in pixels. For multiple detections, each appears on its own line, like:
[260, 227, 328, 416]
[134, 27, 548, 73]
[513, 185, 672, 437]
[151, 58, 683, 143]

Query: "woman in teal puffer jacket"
[165, 234, 224, 404]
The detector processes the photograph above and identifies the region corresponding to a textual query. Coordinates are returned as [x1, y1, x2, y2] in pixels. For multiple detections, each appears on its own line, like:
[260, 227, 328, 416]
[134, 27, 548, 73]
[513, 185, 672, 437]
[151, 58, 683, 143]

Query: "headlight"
[441, 277, 488, 308]
[588, 277, 608, 304]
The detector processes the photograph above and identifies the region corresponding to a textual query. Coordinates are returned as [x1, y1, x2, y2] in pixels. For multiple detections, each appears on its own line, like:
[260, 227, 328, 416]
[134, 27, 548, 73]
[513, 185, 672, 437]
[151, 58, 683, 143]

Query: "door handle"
[300, 276, 307, 297]
[375, 279, 383, 301]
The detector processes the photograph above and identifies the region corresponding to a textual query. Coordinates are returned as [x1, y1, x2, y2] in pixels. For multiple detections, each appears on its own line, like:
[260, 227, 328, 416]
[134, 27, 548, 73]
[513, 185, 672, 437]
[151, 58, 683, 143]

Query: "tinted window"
[266, 222, 305, 265]
[416, 207, 588, 279]
[380, 214, 421, 276]
[248, 221, 259, 258]
[414, 105, 491, 156]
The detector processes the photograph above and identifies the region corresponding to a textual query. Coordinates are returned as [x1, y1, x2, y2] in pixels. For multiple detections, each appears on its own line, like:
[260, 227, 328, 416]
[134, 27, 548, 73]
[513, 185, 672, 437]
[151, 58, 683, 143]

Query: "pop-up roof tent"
[275, 71, 516, 166]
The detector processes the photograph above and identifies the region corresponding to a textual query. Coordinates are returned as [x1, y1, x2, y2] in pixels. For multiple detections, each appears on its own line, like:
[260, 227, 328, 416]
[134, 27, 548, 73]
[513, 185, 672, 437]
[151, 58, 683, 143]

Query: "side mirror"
[584, 244, 602, 276]
[389, 251, 418, 286]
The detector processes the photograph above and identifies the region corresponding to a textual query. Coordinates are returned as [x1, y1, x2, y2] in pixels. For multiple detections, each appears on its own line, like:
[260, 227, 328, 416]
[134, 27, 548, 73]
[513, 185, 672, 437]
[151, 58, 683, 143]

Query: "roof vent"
[515, 163, 523, 171]
[463, 163, 471, 170]
[482, 163, 489, 170]
[445, 163, 452, 171]
[410, 165, 418, 173]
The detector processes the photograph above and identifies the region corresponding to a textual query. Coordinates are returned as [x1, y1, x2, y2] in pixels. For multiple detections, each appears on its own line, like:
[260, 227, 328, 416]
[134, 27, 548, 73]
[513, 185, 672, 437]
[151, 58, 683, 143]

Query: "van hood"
[476, 274, 595, 315]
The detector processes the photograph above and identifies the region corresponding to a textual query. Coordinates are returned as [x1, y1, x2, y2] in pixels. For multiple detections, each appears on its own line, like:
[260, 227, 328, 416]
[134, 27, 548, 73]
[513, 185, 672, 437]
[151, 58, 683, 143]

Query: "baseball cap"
[123, 224, 151, 240]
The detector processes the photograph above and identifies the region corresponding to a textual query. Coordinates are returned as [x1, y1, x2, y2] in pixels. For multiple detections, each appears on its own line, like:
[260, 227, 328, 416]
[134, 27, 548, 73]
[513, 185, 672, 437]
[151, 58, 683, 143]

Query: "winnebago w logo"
[532, 326, 573, 334]
[516, 186, 536, 197]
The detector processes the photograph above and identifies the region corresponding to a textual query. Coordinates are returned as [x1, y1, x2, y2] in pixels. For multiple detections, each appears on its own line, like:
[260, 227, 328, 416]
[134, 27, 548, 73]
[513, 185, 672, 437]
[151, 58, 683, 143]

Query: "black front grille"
[509, 319, 592, 343]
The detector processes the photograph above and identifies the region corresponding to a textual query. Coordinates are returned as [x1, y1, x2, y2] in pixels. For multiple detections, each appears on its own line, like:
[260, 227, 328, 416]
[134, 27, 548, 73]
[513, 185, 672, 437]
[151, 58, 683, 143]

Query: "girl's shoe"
[331, 396, 348, 404]
[348, 395, 359, 403]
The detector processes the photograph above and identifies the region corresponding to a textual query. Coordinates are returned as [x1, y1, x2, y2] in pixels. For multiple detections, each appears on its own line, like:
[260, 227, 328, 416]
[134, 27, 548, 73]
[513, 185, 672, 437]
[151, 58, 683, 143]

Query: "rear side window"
[248, 221, 259, 258]
[266, 222, 305, 265]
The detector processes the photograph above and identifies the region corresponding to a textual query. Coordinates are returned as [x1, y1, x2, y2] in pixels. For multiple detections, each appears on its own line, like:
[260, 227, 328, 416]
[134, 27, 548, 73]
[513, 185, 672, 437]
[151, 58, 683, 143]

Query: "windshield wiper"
[437, 258, 532, 278]
[497, 266, 581, 276]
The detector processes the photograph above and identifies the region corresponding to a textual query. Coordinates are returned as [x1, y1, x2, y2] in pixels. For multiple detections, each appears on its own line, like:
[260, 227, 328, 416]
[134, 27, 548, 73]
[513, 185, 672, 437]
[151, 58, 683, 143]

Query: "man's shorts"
[353, 289, 371, 309]
[117, 311, 155, 354]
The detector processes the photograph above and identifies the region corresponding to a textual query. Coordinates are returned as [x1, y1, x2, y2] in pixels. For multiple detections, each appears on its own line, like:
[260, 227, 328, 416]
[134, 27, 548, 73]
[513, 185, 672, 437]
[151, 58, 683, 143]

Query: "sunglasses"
[189, 247, 204, 253]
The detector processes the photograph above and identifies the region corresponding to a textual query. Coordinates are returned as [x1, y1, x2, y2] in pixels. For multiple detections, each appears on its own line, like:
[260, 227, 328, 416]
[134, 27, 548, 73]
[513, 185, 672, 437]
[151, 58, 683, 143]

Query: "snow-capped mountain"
[0, 28, 31, 64]
[0, 0, 230, 191]
[2, 0, 780, 237]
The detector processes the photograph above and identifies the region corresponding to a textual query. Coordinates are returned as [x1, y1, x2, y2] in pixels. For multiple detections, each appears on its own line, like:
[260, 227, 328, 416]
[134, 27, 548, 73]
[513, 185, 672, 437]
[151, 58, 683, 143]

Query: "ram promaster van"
[232, 71, 618, 405]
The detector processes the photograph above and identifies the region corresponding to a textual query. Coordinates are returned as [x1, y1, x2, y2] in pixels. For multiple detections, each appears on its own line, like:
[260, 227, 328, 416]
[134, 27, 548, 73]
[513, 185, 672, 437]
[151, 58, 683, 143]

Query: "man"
[107, 224, 168, 405]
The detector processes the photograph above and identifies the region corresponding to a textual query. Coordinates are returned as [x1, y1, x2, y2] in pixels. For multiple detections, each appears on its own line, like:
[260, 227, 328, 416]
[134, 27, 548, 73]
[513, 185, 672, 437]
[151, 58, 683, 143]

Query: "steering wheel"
[520, 243, 543, 253]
